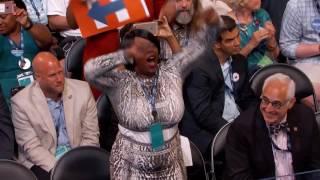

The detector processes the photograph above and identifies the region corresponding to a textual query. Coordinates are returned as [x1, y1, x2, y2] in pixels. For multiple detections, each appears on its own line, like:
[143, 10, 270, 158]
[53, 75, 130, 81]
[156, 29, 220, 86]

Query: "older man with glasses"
[224, 73, 320, 179]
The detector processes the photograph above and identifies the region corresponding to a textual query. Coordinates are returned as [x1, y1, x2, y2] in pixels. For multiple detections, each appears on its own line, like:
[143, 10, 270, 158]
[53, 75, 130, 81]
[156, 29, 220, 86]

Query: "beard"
[175, 8, 194, 25]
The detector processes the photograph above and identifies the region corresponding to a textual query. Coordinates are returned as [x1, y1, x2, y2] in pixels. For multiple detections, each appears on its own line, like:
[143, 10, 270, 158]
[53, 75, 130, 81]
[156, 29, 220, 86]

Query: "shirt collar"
[267, 114, 288, 127]
[220, 56, 233, 69]
[46, 98, 63, 106]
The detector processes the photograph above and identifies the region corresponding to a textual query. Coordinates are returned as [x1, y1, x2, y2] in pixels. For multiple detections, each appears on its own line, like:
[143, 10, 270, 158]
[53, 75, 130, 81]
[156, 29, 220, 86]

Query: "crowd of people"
[0, 0, 320, 179]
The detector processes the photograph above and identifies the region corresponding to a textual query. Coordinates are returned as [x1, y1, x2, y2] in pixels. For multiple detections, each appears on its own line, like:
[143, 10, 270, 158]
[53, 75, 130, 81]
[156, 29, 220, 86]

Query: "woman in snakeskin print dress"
[85, 24, 205, 179]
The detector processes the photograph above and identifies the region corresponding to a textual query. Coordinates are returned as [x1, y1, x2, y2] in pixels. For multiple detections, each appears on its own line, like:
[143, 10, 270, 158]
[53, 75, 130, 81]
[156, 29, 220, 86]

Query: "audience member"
[225, 73, 320, 179]
[280, 0, 320, 109]
[181, 15, 254, 160]
[66, 0, 166, 98]
[228, 0, 279, 75]
[22, 0, 47, 24]
[201, 0, 232, 15]
[11, 52, 99, 180]
[261, 0, 289, 63]
[0, 86, 14, 160]
[0, 0, 52, 105]
[47, 0, 81, 56]
[65, 1, 167, 153]
[160, 0, 219, 60]
[84, 14, 205, 177]
[261, 0, 288, 42]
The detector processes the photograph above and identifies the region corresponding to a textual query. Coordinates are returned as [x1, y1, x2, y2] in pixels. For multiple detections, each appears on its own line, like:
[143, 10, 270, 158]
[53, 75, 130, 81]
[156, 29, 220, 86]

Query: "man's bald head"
[33, 52, 65, 100]
[33, 52, 60, 75]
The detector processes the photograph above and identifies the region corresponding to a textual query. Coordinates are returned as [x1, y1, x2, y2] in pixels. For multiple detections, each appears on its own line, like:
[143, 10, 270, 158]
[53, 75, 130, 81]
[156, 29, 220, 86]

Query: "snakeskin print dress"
[85, 40, 204, 179]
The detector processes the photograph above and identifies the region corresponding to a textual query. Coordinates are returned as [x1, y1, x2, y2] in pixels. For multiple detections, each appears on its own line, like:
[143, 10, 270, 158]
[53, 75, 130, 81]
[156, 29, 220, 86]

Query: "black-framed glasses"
[260, 96, 289, 109]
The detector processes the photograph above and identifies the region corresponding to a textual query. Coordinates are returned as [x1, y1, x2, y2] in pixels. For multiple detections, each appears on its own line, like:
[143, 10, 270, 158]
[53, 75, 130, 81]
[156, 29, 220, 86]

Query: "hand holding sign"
[158, 16, 174, 39]
[70, 0, 150, 38]
[88, 0, 125, 24]
[0, 1, 15, 15]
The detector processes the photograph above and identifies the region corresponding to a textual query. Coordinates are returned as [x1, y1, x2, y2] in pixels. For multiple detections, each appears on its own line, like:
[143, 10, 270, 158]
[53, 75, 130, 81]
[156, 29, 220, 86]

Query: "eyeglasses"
[260, 96, 290, 109]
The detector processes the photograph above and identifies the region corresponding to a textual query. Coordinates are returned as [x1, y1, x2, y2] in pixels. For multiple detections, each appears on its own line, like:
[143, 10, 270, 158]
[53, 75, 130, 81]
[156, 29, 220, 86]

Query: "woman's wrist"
[266, 39, 278, 51]
[23, 20, 33, 31]
[164, 34, 176, 42]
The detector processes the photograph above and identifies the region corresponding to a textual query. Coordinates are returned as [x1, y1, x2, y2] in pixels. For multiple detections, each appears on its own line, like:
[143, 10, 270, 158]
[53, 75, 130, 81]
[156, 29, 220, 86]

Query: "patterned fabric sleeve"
[165, 39, 205, 79]
[84, 50, 128, 90]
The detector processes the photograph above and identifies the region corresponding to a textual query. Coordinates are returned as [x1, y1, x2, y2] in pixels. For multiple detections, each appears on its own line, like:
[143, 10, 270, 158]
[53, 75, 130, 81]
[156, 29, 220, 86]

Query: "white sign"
[0, 4, 5, 13]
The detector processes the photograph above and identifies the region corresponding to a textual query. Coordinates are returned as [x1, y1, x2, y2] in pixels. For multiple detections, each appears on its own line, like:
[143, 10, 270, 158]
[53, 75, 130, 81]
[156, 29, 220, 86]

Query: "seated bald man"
[11, 52, 99, 180]
[225, 73, 320, 179]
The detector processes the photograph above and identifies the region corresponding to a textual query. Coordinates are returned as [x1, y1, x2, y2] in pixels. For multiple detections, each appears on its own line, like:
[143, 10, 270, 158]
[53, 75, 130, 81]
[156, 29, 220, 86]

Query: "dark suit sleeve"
[0, 88, 14, 159]
[234, 55, 258, 111]
[225, 121, 254, 180]
[184, 69, 227, 134]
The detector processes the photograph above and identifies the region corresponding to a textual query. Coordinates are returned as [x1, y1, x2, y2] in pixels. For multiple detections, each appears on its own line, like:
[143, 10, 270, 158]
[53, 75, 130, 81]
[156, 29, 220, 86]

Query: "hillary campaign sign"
[70, 0, 150, 38]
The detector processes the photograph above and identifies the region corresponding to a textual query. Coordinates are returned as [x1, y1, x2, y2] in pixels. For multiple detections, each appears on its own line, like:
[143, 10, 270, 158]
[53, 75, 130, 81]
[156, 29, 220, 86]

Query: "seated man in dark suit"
[0, 86, 14, 159]
[180, 15, 254, 159]
[225, 73, 320, 179]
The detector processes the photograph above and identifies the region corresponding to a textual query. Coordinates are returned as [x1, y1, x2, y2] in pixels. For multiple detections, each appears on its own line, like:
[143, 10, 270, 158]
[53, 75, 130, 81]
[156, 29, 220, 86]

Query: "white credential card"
[0, 4, 5, 13]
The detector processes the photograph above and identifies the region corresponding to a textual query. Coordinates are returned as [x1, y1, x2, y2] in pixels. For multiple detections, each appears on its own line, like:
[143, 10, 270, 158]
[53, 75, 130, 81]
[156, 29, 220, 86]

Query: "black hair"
[215, 15, 237, 42]
[119, 23, 134, 49]
[123, 28, 160, 52]
[120, 27, 161, 71]
[14, 0, 26, 9]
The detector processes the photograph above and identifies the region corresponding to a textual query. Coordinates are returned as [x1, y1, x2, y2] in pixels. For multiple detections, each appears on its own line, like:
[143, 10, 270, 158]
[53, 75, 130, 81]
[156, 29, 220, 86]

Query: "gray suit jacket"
[11, 78, 99, 171]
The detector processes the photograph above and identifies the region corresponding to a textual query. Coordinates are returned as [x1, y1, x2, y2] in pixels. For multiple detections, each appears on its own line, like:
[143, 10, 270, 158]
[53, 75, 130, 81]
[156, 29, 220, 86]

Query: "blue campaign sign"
[88, 0, 125, 24]
[72, 0, 150, 37]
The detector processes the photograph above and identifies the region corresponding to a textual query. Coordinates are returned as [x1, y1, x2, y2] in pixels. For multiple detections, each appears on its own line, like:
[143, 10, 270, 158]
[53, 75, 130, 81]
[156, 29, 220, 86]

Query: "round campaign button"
[18, 58, 31, 70]
[232, 72, 240, 82]
[311, 18, 320, 33]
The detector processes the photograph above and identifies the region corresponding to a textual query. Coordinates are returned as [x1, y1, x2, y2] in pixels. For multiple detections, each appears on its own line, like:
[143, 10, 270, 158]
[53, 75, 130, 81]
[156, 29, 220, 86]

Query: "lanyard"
[236, 12, 260, 37]
[268, 128, 292, 152]
[139, 71, 159, 122]
[271, 137, 292, 152]
[7, 29, 24, 58]
[174, 25, 190, 47]
[222, 57, 234, 94]
[29, 0, 41, 21]
[49, 100, 64, 139]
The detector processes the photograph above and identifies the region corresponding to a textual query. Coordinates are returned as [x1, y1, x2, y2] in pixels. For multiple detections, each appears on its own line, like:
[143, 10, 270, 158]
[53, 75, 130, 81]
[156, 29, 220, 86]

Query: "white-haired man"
[159, 0, 219, 60]
[225, 73, 320, 179]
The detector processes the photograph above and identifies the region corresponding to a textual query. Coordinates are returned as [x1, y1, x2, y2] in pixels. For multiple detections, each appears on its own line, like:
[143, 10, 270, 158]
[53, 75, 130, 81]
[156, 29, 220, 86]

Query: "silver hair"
[262, 73, 296, 99]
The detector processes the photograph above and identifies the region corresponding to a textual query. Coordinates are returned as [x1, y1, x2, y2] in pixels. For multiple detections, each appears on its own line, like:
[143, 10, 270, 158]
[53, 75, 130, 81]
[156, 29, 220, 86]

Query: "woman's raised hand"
[157, 16, 174, 40]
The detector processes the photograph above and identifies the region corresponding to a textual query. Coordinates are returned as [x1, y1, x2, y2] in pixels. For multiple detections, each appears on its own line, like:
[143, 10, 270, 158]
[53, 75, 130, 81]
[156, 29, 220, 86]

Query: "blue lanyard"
[268, 127, 292, 152]
[49, 100, 64, 139]
[29, 0, 41, 21]
[237, 12, 260, 36]
[223, 57, 234, 94]
[7, 28, 24, 58]
[270, 135, 292, 152]
[139, 71, 159, 121]
[55, 103, 64, 139]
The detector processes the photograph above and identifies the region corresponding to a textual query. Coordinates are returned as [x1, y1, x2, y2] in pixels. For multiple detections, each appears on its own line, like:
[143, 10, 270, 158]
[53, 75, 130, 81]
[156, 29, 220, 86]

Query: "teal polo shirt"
[0, 29, 39, 105]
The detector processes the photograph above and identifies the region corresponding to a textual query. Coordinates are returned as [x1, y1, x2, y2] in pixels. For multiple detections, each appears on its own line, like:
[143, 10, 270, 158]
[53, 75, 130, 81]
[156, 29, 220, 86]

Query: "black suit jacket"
[180, 49, 255, 157]
[225, 104, 320, 179]
[0, 87, 14, 159]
